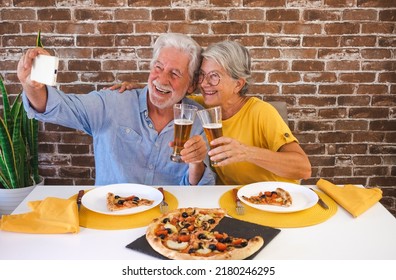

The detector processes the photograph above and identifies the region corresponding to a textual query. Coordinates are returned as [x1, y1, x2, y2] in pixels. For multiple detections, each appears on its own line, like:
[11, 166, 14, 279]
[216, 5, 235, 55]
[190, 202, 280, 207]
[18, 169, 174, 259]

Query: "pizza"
[146, 207, 264, 260]
[107, 192, 154, 211]
[242, 187, 292, 207]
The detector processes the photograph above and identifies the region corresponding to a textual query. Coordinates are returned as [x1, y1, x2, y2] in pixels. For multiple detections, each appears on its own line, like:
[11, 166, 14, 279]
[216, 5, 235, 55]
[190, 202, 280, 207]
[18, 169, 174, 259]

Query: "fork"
[158, 187, 169, 213]
[232, 188, 245, 215]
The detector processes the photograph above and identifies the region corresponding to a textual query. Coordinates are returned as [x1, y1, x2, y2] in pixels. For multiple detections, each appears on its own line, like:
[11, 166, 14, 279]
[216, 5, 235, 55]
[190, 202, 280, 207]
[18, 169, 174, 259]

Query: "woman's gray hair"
[151, 33, 202, 84]
[202, 40, 251, 95]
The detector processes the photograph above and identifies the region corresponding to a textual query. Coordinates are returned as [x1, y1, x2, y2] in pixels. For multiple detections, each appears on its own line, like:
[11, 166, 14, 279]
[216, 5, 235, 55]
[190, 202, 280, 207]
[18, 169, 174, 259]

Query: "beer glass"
[196, 106, 223, 167]
[170, 103, 198, 163]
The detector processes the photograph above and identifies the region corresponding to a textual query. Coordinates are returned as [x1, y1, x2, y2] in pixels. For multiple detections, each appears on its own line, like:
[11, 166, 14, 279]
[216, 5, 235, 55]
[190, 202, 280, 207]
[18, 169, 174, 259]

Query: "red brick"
[95, 0, 128, 6]
[212, 22, 247, 34]
[229, 36, 265, 47]
[303, 72, 337, 83]
[1, 9, 36, 20]
[349, 108, 389, 118]
[283, 85, 316, 95]
[127, 0, 171, 7]
[343, 9, 378, 20]
[303, 36, 340, 47]
[303, 10, 341, 21]
[209, 0, 243, 6]
[357, 0, 396, 8]
[342, 36, 377, 47]
[55, 23, 95, 35]
[299, 96, 337, 107]
[266, 9, 300, 21]
[249, 22, 282, 33]
[327, 60, 360, 71]
[74, 9, 113, 21]
[98, 23, 133, 34]
[13, 0, 55, 6]
[230, 9, 264, 20]
[268, 72, 301, 83]
[358, 85, 388, 95]
[292, 60, 324, 71]
[335, 120, 369, 131]
[152, 9, 185, 21]
[362, 23, 395, 34]
[319, 84, 356, 94]
[379, 9, 396, 21]
[189, 9, 226, 21]
[283, 23, 322, 34]
[267, 36, 300, 47]
[243, 0, 284, 7]
[338, 95, 371, 106]
[325, 23, 360, 34]
[252, 60, 288, 71]
[37, 9, 71, 20]
[339, 73, 376, 83]
[170, 23, 209, 34]
[135, 22, 168, 33]
[325, 0, 355, 7]
[115, 9, 150, 20]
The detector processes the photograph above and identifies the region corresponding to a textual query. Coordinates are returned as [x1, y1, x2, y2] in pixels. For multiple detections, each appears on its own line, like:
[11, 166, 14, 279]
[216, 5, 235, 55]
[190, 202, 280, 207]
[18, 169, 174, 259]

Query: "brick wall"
[0, 0, 395, 216]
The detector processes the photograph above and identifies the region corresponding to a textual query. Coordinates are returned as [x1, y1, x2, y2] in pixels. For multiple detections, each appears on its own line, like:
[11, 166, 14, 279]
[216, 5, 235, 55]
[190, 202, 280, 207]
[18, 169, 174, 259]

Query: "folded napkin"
[0, 197, 79, 234]
[316, 179, 382, 218]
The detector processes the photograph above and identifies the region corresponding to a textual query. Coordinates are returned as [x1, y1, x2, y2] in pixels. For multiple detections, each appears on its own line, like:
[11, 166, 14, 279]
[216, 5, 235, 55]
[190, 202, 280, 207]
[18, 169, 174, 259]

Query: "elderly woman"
[110, 40, 311, 185]
[195, 41, 311, 185]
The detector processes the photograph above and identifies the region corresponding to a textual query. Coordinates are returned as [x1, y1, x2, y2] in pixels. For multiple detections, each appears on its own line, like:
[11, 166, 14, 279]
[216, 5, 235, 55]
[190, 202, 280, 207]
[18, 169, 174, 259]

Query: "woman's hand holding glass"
[207, 136, 248, 166]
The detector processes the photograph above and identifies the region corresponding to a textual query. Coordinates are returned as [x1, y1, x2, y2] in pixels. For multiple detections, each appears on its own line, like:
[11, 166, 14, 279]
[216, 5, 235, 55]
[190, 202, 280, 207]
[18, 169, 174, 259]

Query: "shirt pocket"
[113, 126, 145, 166]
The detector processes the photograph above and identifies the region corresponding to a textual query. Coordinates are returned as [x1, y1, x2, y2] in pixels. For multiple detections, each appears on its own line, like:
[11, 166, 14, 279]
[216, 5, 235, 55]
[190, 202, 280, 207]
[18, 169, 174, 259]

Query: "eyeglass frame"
[197, 70, 221, 86]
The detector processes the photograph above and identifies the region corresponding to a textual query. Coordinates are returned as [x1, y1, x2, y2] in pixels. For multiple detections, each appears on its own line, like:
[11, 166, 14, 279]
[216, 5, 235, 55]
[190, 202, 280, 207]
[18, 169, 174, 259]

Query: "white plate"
[238, 182, 318, 213]
[81, 183, 162, 215]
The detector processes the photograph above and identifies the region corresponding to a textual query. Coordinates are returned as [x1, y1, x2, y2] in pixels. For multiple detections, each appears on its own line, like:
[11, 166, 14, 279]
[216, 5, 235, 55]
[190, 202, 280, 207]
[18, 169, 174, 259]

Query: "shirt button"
[155, 143, 159, 148]
[149, 123, 153, 128]
[284, 133, 290, 138]
[149, 164, 154, 169]
[125, 128, 131, 133]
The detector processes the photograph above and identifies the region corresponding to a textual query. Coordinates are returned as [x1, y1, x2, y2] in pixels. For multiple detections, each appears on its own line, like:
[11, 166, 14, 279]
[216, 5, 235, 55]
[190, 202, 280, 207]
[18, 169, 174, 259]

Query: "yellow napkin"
[316, 178, 382, 218]
[0, 197, 79, 234]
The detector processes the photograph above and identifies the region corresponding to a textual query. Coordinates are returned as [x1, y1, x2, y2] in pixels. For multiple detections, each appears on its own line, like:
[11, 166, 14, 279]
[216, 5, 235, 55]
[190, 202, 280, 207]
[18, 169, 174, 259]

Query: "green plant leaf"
[36, 30, 44, 48]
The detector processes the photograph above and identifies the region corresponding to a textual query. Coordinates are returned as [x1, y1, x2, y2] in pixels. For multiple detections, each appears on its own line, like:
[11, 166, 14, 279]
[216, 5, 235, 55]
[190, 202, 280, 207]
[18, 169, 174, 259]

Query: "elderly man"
[17, 33, 215, 186]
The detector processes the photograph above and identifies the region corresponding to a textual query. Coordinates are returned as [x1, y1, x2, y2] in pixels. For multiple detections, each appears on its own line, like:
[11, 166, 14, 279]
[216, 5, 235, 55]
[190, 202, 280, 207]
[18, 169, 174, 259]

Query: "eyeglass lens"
[198, 71, 220, 86]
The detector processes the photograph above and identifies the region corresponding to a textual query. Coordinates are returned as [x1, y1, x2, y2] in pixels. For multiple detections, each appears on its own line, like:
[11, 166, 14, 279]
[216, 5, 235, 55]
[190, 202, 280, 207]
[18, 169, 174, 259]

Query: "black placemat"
[126, 217, 281, 260]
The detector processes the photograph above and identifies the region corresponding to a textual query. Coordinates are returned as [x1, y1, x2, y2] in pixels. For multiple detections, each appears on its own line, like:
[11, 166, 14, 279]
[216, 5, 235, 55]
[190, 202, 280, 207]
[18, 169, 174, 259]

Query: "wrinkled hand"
[208, 136, 247, 166]
[175, 135, 208, 164]
[17, 47, 49, 90]
[103, 81, 141, 92]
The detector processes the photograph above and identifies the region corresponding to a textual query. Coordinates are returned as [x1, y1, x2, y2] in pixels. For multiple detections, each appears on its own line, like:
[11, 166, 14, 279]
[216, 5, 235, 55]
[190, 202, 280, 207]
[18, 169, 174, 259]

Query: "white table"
[1, 185, 396, 260]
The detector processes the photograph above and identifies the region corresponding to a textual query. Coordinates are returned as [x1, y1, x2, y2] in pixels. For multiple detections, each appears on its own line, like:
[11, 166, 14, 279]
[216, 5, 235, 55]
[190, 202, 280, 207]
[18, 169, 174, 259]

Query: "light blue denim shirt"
[22, 86, 216, 186]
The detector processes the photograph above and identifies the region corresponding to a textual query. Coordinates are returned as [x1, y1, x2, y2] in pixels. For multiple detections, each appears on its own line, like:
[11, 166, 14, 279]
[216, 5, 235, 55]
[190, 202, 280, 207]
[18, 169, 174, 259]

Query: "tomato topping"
[216, 242, 227, 251]
[178, 234, 191, 242]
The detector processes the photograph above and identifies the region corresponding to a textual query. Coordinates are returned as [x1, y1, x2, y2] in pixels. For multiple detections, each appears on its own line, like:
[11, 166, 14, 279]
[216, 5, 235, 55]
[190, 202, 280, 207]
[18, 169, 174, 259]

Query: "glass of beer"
[196, 106, 223, 167]
[170, 103, 198, 163]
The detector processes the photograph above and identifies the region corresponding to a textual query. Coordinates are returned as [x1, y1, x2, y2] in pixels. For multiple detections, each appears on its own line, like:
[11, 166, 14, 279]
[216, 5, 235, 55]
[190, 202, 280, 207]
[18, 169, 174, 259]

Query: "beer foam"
[203, 123, 222, 129]
[174, 119, 194, 125]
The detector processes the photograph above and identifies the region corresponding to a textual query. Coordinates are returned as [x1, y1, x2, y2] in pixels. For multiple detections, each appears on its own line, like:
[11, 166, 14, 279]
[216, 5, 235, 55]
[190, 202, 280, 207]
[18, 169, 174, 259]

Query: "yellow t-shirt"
[190, 96, 299, 185]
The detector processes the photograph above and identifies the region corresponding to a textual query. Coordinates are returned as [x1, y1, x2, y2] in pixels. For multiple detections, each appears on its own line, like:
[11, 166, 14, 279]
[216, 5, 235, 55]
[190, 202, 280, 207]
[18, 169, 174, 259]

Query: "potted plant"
[0, 32, 42, 215]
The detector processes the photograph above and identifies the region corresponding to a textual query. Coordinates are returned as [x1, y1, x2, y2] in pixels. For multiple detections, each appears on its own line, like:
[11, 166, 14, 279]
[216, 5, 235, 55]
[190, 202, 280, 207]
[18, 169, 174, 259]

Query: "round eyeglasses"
[197, 71, 221, 86]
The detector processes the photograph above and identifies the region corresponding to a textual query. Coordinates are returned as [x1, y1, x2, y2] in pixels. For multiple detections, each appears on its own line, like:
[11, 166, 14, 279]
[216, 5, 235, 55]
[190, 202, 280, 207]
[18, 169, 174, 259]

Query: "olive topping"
[208, 244, 217, 251]
[188, 248, 196, 254]
[114, 195, 120, 199]
[223, 237, 232, 243]
[260, 194, 266, 199]
[159, 234, 166, 239]
[162, 218, 170, 223]
[166, 228, 172, 234]
[240, 241, 248, 247]
[117, 200, 125, 205]
[183, 223, 191, 229]
[182, 212, 188, 218]
[198, 233, 207, 240]
[133, 196, 139, 201]
[207, 218, 215, 224]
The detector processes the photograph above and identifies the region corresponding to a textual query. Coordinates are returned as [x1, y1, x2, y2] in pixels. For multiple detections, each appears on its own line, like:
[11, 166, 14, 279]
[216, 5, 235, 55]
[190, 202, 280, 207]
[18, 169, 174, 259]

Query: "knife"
[77, 190, 85, 211]
[310, 188, 329, 210]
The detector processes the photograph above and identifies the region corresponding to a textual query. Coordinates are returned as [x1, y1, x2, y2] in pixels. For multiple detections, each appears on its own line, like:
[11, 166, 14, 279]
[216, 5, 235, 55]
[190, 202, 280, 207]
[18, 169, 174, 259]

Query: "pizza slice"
[107, 192, 154, 211]
[146, 207, 264, 260]
[242, 187, 292, 207]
